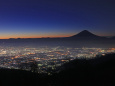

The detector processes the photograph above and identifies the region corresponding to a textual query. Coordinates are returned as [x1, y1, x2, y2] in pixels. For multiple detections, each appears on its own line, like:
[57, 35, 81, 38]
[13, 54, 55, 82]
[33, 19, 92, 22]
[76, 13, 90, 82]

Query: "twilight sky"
[0, 0, 115, 39]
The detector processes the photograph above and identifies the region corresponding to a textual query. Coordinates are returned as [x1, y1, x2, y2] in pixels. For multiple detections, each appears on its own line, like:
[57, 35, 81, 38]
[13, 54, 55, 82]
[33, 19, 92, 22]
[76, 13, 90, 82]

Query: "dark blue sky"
[0, 0, 115, 39]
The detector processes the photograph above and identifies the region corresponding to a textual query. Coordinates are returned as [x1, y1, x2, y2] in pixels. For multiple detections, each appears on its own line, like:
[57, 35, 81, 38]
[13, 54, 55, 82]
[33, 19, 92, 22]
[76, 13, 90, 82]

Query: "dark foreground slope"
[53, 54, 115, 86]
[0, 69, 50, 86]
[0, 54, 115, 86]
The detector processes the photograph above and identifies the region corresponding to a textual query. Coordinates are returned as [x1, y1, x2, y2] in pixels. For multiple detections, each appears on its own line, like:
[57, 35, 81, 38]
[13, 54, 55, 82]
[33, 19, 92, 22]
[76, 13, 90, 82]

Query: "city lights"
[0, 46, 114, 73]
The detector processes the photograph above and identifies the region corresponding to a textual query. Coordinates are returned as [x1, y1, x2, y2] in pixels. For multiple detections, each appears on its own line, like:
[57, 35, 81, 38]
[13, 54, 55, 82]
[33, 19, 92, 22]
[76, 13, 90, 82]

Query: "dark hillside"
[0, 69, 49, 86]
[53, 54, 115, 86]
[0, 54, 115, 86]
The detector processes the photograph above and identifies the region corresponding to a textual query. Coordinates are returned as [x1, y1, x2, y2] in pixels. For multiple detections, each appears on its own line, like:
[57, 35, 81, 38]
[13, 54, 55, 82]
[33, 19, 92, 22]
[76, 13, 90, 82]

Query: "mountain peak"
[70, 30, 99, 38]
[77, 30, 94, 35]
[81, 30, 89, 32]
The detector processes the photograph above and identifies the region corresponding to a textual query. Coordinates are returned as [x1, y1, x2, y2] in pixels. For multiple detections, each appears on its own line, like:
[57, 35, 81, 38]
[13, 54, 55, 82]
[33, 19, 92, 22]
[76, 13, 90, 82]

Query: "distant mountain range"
[0, 30, 115, 48]
[8, 30, 114, 40]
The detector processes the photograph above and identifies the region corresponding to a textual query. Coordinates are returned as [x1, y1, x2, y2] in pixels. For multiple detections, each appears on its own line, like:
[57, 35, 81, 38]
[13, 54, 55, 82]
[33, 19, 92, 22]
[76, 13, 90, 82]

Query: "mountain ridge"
[2, 30, 114, 39]
[70, 30, 103, 39]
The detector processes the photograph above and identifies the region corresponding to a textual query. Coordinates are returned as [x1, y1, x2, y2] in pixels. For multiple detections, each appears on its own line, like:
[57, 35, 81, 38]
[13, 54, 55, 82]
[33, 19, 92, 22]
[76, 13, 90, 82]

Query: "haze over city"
[0, 0, 115, 39]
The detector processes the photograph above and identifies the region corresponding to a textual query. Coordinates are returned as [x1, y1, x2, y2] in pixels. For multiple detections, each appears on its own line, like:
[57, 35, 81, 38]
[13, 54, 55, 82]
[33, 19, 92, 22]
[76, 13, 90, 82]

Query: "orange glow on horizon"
[0, 32, 113, 39]
[0, 34, 72, 39]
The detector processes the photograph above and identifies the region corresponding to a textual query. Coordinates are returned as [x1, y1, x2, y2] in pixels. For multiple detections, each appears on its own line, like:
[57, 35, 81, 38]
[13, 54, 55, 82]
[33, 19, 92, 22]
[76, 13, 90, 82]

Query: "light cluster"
[0, 46, 115, 73]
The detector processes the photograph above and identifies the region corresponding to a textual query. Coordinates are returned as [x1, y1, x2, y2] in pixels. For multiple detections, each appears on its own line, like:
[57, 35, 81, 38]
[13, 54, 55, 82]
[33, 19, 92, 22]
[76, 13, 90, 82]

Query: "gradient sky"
[0, 0, 115, 39]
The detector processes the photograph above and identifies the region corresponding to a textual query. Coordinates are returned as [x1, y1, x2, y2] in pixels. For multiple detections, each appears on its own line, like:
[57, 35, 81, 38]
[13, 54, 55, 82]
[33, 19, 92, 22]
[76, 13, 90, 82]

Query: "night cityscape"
[0, 0, 115, 86]
[0, 46, 115, 74]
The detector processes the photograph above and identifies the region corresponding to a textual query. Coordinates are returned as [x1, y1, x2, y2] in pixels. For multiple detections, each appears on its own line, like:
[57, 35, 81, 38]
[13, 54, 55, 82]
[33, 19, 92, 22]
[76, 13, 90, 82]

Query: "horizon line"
[0, 30, 114, 39]
[0, 36, 114, 39]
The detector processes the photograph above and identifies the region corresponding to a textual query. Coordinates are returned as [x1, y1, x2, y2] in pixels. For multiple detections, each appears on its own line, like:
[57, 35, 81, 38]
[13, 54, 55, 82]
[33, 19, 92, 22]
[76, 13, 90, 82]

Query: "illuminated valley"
[0, 46, 115, 74]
